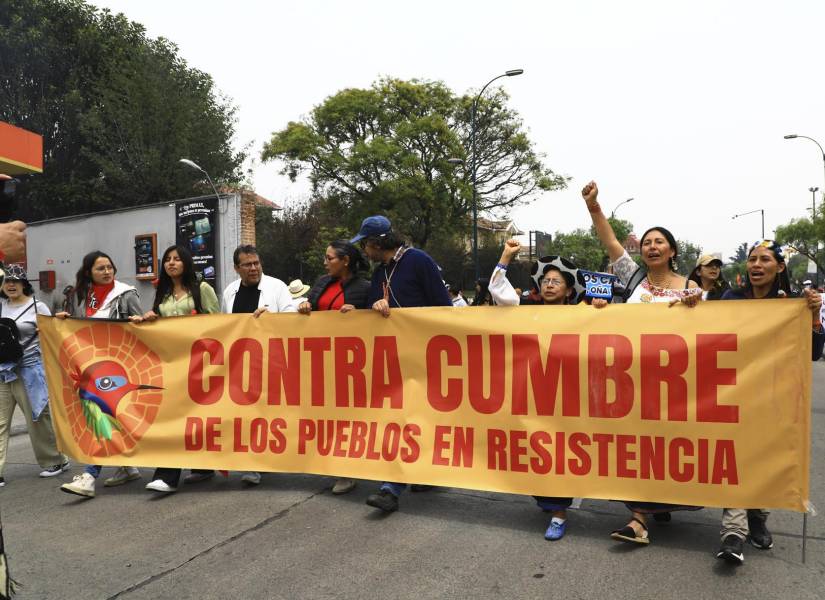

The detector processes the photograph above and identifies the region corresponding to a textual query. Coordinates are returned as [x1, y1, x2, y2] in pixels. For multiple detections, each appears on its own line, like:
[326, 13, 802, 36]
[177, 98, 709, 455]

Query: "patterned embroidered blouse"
[610, 250, 699, 304]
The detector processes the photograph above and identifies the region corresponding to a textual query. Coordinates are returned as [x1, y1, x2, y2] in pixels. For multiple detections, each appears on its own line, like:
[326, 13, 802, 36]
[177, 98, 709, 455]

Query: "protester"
[0, 265, 68, 486]
[58, 250, 143, 498]
[447, 284, 468, 307]
[715, 240, 824, 564]
[288, 279, 311, 309]
[221, 244, 295, 486]
[490, 239, 607, 540]
[350, 215, 452, 512]
[581, 180, 702, 544]
[688, 254, 729, 300]
[471, 278, 494, 306]
[132, 245, 220, 494]
[297, 240, 370, 494]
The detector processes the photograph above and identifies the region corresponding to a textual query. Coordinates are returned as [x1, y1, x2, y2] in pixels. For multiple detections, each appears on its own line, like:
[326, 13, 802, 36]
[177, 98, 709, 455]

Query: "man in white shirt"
[220, 245, 295, 485]
[221, 245, 296, 315]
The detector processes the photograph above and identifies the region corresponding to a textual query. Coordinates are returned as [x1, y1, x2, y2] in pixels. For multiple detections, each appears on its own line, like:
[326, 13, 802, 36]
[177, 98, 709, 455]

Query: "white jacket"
[221, 274, 297, 314]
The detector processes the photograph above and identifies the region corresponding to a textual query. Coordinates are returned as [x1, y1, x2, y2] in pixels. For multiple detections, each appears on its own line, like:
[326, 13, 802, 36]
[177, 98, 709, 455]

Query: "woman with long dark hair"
[132, 245, 220, 493]
[715, 240, 823, 564]
[688, 254, 729, 300]
[58, 250, 144, 499]
[581, 180, 702, 545]
[298, 240, 371, 494]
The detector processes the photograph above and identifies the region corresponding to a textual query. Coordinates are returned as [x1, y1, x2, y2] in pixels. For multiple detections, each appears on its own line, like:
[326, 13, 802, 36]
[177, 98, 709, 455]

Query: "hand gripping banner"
[38, 300, 812, 511]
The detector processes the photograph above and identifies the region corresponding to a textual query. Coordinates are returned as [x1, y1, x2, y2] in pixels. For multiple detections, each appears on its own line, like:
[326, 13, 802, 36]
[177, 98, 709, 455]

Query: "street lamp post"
[732, 208, 765, 238]
[471, 69, 524, 281]
[610, 197, 634, 219]
[784, 134, 825, 193]
[179, 158, 222, 201]
[811, 186, 820, 286]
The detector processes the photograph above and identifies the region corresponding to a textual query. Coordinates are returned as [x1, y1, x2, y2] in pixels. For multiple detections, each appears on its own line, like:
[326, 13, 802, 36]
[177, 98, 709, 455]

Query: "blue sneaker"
[544, 519, 567, 541]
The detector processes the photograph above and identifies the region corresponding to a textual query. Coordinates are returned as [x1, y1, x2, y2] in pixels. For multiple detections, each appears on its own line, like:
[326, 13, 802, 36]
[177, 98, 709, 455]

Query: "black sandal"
[610, 517, 650, 544]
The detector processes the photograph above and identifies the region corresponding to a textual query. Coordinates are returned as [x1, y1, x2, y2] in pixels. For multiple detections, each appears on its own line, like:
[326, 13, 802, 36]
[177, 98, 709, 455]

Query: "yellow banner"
[38, 300, 812, 511]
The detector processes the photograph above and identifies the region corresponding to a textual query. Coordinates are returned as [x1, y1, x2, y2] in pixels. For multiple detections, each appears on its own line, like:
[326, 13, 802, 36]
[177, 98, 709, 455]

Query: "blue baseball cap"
[350, 215, 392, 243]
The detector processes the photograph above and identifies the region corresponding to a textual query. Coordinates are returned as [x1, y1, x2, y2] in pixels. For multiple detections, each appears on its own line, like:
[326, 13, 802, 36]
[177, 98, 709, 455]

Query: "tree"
[0, 0, 245, 220]
[261, 78, 566, 247]
[776, 218, 824, 275]
[547, 229, 605, 271]
[675, 239, 702, 275]
[255, 201, 321, 283]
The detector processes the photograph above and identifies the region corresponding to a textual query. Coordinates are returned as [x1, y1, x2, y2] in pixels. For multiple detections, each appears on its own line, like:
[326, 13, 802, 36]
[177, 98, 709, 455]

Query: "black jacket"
[307, 275, 371, 311]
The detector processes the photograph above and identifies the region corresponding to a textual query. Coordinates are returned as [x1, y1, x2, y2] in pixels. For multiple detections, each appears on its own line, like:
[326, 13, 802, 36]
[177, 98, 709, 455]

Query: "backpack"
[0, 301, 37, 363]
[621, 267, 647, 302]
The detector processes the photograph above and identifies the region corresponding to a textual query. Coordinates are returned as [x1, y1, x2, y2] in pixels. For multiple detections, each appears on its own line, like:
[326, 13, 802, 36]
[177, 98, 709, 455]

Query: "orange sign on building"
[0, 121, 43, 174]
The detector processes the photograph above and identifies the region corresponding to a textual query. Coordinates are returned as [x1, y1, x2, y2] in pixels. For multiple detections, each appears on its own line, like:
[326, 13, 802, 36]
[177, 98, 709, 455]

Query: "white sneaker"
[103, 466, 141, 487]
[241, 471, 261, 486]
[145, 479, 177, 493]
[39, 460, 70, 477]
[60, 473, 96, 498]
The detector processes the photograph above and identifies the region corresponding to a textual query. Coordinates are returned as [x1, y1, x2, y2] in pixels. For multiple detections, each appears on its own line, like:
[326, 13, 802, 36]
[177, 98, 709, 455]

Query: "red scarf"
[86, 282, 115, 316]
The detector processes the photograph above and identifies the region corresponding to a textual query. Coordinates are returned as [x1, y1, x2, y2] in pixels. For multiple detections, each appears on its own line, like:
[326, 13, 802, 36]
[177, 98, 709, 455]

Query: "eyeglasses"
[540, 278, 564, 287]
[238, 260, 260, 269]
[323, 255, 338, 263]
[93, 265, 115, 272]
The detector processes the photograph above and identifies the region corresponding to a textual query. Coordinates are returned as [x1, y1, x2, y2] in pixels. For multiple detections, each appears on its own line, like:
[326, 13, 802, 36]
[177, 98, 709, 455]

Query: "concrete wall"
[25, 193, 242, 313]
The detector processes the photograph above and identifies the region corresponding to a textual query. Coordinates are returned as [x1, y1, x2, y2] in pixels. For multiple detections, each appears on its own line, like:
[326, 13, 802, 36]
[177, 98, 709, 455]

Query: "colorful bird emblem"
[70, 360, 162, 441]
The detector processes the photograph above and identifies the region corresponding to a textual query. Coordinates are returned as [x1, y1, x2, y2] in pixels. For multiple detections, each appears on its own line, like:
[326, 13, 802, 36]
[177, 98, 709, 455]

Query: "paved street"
[1, 365, 823, 600]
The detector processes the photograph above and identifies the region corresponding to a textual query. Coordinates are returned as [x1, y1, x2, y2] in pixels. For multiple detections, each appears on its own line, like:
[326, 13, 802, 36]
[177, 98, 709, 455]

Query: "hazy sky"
[90, 0, 825, 258]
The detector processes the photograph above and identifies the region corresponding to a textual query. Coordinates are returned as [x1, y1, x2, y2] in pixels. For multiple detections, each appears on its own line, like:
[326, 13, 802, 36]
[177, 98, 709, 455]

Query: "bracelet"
[496, 262, 508, 270]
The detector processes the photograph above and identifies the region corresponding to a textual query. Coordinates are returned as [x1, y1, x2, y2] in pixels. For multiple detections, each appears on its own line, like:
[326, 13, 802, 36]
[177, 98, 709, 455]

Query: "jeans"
[534, 496, 573, 512]
[379, 482, 407, 497]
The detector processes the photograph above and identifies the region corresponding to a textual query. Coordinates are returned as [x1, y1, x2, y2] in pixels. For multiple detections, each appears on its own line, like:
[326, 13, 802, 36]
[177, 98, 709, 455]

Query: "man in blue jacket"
[350, 215, 452, 512]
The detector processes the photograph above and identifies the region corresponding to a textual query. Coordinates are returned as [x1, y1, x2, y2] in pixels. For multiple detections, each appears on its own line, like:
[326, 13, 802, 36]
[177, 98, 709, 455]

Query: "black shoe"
[747, 515, 774, 549]
[366, 489, 399, 512]
[0, 477, 5, 487]
[653, 512, 672, 523]
[410, 484, 434, 492]
[716, 534, 745, 564]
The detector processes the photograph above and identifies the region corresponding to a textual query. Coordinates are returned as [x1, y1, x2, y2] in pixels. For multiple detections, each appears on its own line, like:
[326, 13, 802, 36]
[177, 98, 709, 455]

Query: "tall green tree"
[262, 78, 566, 247]
[0, 0, 245, 220]
[776, 218, 823, 275]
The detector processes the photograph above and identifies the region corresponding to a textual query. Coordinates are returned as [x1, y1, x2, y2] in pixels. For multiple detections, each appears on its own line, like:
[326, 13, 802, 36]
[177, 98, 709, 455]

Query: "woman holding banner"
[297, 240, 370, 494]
[715, 240, 824, 564]
[490, 238, 607, 540]
[581, 180, 703, 545]
[132, 244, 220, 494]
[58, 250, 144, 499]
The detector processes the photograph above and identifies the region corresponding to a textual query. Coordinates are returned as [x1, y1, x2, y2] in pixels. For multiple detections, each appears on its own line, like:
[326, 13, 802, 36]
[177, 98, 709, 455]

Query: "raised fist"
[581, 181, 599, 204]
[502, 239, 521, 259]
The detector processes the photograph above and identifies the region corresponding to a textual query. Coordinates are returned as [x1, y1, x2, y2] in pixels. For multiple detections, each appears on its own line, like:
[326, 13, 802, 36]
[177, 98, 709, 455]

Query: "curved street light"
[732, 208, 765, 239]
[610, 197, 634, 219]
[784, 134, 825, 192]
[179, 158, 222, 201]
[470, 69, 524, 280]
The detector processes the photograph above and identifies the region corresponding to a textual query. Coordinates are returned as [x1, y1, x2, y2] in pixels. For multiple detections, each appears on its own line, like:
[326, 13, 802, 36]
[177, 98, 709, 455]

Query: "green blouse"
[157, 281, 220, 317]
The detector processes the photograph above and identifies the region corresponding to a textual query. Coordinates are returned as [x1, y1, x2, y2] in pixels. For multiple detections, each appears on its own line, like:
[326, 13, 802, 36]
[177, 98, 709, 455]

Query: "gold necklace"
[647, 271, 670, 288]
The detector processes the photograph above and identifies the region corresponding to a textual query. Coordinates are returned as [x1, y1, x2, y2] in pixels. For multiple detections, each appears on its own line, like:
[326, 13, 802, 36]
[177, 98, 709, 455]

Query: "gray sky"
[90, 0, 825, 259]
